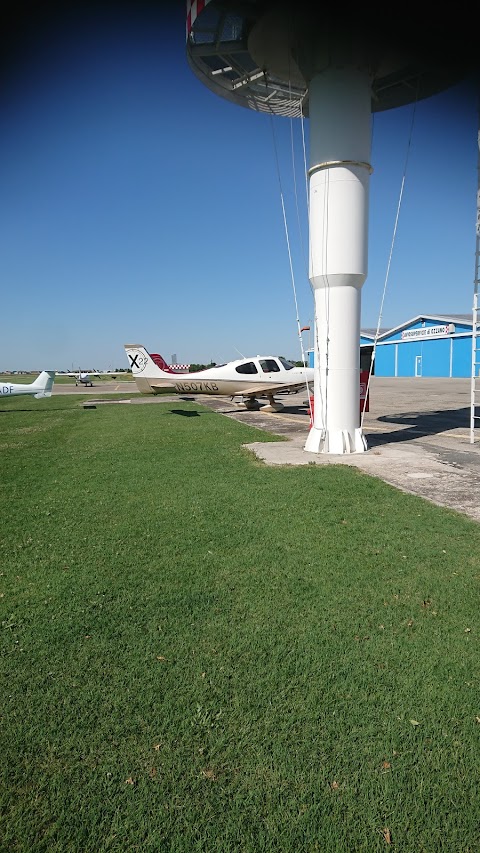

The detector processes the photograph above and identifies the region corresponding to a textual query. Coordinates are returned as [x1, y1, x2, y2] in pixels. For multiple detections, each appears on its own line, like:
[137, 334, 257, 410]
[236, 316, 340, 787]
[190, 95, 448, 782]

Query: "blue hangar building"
[361, 314, 474, 377]
[308, 314, 474, 378]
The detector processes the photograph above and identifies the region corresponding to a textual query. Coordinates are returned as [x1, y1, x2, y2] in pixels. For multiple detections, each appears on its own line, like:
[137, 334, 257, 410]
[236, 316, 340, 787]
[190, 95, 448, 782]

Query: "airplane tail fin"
[150, 353, 176, 373]
[124, 345, 174, 378]
[32, 371, 56, 398]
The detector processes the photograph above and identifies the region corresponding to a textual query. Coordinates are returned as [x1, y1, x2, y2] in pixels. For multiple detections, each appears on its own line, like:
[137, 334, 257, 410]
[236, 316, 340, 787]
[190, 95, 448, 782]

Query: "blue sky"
[1, 2, 478, 370]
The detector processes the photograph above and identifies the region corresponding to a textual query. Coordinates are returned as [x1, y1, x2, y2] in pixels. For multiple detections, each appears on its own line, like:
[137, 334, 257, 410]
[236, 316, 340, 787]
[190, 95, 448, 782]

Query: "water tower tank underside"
[186, 0, 476, 117]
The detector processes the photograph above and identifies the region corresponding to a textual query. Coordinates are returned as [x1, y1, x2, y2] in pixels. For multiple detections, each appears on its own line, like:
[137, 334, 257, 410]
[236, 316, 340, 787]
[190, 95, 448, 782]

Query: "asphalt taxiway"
[56, 377, 480, 523]
[52, 380, 139, 394]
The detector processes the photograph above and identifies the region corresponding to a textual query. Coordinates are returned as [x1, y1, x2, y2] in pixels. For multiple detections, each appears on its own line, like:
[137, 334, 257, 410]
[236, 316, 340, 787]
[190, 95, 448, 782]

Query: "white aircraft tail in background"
[0, 371, 56, 399]
[124, 344, 314, 411]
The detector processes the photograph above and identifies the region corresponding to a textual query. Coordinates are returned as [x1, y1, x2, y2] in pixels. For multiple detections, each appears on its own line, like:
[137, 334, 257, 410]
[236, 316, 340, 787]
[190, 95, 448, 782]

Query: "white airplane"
[57, 369, 118, 386]
[0, 371, 55, 399]
[124, 344, 314, 412]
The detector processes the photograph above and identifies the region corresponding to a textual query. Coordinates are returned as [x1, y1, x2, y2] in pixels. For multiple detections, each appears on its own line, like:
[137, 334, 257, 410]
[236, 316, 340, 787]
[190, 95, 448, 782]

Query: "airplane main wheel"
[243, 397, 260, 411]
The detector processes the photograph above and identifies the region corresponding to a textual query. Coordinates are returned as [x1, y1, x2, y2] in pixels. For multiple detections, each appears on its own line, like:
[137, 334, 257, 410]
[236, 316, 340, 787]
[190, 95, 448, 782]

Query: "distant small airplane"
[124, 345, 314, 411]
[0, 371, 55, 399]
[57, 370, 118, 386]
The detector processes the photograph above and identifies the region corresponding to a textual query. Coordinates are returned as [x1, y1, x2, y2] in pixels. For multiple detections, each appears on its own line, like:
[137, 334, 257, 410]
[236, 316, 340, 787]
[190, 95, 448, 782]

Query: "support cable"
[269, 114, 301, 348]
[269, 111, 310, 395]
[266, 57, 313, 415]
[300, 94, 329, 426]
[361, 98, 418, 428]
[288, 94, 316, 413]
[290, 103, 309, 279]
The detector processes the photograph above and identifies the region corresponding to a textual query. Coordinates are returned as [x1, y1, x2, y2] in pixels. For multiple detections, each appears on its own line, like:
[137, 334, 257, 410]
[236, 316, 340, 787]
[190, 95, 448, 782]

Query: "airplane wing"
[56, 371, 119, 377]
[144, 376, 311, 395]
[239, 379, 310, 396]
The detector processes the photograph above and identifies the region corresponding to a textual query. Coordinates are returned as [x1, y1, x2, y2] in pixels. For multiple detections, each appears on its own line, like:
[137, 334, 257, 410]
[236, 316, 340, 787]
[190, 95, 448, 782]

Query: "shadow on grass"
[170, 408, 201, 417]
[0, 405, 76, 414]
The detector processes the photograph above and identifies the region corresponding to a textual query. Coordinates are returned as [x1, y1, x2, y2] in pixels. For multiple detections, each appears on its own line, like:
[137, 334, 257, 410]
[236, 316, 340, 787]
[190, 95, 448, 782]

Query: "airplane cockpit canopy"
[235, 357, 296, 375]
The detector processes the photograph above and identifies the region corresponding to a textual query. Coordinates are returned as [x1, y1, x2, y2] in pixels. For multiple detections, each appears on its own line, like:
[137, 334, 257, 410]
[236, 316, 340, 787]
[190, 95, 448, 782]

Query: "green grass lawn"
[1, 394, 479, 852]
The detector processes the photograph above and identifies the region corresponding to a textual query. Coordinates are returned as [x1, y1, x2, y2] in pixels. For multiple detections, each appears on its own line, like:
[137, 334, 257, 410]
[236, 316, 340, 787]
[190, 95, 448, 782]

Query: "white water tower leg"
[304, 67, 372, 455]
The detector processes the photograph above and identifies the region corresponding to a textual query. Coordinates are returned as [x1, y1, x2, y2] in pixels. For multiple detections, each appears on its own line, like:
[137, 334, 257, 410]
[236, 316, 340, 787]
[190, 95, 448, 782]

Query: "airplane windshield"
[279, 358, 295, 370]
